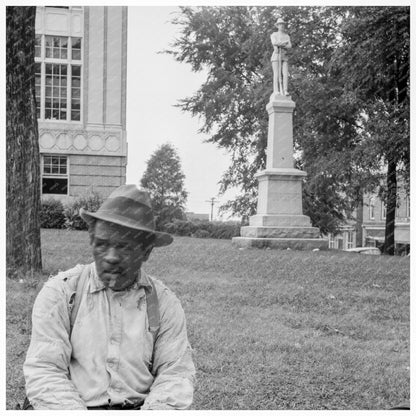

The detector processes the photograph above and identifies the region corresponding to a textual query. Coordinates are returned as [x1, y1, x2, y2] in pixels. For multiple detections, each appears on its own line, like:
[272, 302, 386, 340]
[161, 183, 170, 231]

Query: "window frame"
[381, 203, 387, 220]
[336, 236, 344, 250]
[328, 233, 335, 249]
[35, 34, 83, 123]
[346, 230, 354, 249]
[41, 154, 69, 196]
[369, 198, 375, 220]
[405, 196, 410, 219]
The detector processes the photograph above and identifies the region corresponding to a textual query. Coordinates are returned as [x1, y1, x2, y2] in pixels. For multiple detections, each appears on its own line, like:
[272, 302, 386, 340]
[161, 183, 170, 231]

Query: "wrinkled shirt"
[23, 263, 195, 410]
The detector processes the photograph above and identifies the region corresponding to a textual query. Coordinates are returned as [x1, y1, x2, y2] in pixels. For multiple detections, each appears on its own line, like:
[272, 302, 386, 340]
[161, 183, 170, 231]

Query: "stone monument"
[232, 18, 327, 250]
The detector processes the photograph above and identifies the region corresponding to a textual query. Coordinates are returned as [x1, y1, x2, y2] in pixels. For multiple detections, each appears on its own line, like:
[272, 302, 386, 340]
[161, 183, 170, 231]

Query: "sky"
[126, 6, 236, 219]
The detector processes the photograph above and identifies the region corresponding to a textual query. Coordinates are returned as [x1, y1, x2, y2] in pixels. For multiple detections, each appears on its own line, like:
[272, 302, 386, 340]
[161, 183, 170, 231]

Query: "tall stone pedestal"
[233, 95, 327, 250]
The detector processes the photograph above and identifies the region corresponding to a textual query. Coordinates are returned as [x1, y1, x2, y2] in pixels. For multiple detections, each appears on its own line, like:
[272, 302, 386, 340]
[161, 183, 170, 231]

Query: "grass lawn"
[6, 229, 410, 410]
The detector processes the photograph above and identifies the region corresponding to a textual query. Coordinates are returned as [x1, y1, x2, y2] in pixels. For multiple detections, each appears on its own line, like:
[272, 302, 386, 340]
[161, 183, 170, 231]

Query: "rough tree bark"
[382, 14, 409, 256]
[6, 6, 42, 276]
[384, 159, 397, 256]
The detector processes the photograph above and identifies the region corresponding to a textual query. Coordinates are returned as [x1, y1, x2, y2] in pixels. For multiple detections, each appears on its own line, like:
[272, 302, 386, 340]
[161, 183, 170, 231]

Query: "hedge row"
[161, 219, 241, 240]
[40, 193, 103, 230]
[41, 196, 242, 239]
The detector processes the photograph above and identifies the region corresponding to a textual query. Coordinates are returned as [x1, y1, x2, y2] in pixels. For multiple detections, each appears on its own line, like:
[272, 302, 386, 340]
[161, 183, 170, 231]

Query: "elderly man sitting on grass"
[23, 184, 195, 410]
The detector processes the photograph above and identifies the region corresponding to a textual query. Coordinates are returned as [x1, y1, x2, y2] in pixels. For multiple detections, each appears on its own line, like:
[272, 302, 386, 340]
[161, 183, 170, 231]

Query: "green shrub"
[64, 192, 103, 230]
[209, 221, 241, 239]
[193, 220, 213, 233]
[161, 220, 194, 236]
[40, 198, 65, 229]
[162, 222, 178, 235]
[162, 219, 241, 239]
[193, 229, 210, 238]
[155, 205, 187, 230]
[170, 219, 198, 236]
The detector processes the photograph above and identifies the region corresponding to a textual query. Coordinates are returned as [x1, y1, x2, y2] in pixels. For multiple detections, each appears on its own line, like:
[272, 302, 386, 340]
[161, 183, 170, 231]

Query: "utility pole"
[205, 197, 219, 221]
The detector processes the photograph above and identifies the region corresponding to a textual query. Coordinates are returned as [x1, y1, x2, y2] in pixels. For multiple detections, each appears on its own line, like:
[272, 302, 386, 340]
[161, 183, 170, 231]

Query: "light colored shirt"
[23, 263, 195, 410]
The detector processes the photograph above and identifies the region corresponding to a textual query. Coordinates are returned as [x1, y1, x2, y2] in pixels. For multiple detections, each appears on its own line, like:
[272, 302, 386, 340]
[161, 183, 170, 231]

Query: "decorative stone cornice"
[39, 128, 126, 156]
[266, 95, 296, 114]
[255, 168, 307, 179]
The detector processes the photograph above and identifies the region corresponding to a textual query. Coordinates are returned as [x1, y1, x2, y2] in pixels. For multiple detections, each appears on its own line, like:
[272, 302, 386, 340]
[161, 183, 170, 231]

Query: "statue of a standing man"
[271, 17, 291, 96]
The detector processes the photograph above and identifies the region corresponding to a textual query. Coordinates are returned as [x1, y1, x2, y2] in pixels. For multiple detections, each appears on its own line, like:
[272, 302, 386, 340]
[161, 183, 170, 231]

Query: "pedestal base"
[233, 223, 327, 250]
[249, 214, 312, 227]
[241, 225, 321, 239]
[232, 236, 328, 250]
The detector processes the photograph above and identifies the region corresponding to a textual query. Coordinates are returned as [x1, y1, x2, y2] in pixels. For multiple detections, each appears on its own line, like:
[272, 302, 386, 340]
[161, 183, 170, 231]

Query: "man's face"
[91, 220, 153, 291]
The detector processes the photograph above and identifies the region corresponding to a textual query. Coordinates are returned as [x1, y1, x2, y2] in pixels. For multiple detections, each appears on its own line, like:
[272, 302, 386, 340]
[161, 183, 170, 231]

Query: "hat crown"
[79, 184, 173, 247]
[96, 185, 155, 230]
[107, 184, 152, 207]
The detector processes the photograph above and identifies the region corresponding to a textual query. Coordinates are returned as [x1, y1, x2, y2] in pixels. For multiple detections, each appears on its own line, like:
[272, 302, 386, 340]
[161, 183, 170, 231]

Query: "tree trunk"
[355, 197, 364, 247]
[6, 6, 42, 276]
[382, 19, 408, 257]
[383, 158, 396, 255]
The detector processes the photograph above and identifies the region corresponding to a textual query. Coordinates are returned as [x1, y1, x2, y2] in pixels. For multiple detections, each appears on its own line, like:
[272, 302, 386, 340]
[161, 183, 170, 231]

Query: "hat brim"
[79, 208, 173, 247]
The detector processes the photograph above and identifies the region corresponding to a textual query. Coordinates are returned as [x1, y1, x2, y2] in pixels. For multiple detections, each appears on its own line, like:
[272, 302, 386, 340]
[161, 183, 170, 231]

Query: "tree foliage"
[140, 143, 188, 229]
[332, 6, 410, 254]
[167, 6, 409, 241]
[6, 6, 42, 275]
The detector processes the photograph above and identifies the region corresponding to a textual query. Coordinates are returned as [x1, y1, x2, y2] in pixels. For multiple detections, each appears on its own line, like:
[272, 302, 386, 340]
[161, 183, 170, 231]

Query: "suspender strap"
[70, 264, 91, 332]
[146, 276, 160, 338]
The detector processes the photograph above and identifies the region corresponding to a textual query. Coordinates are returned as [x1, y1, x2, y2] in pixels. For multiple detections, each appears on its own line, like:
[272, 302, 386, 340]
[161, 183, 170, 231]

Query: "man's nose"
[104, 247, 120, 263]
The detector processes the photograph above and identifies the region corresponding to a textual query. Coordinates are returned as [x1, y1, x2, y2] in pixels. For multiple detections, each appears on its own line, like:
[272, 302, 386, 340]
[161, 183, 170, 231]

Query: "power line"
[205, 197, 219, 221]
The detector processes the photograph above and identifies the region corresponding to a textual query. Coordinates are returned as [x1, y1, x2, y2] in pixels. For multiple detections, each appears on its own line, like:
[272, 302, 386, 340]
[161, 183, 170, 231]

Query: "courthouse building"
[361, 191, 410, 252]
[328, 190, 410, 253]
[35, 6, 127, 201]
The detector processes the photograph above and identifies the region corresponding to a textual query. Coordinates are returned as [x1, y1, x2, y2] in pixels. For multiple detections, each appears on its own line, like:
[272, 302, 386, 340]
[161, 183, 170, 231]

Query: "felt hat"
[276, 17, 285, 25]
[80, 184, 173, 247]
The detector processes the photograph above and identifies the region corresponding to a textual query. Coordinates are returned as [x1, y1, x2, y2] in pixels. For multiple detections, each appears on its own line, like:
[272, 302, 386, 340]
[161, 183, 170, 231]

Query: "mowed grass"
[6, 229, 410, 410]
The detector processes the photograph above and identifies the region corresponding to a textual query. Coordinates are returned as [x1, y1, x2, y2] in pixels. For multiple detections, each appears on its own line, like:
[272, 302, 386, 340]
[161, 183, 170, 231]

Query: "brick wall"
[69, 155, 126, 198]
[363, 191, 409, 223]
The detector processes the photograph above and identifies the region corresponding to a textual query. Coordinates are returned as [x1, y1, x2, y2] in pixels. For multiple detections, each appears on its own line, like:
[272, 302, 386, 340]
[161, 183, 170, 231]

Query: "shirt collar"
[89, 262, 152, 293]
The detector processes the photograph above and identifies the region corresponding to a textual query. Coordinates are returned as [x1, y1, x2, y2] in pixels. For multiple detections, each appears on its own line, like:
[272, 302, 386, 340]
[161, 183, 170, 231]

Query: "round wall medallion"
[40, 133, 55, 149]
[105, 136, 120, 152]
[73, 134, 87, 150]
[57, 133, 71, 150]
[89, 135, 104, 151]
